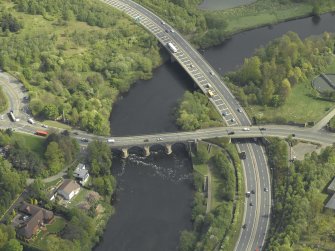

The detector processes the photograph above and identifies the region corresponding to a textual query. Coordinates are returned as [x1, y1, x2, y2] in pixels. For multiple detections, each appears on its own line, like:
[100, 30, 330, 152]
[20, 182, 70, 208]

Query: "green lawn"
[44, 178, 63, 191]
[247, 81, 335, 124]
[46, 217, 66, 234]
[193, 163, 208, 176]
[42, 120, 72, 130]
[12, 132, 45, 158]
[326, 57, 335, 74]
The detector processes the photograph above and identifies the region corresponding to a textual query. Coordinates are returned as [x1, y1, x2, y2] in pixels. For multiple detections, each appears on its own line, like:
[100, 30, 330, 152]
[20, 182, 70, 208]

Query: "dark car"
[249, 202, 253, 206]
[144, 139, 149, 142]
[259, 127, 266, 131]
[228, 131, 235, 135]
[251, 190, 255, 194]
[242, 224, 247, 229]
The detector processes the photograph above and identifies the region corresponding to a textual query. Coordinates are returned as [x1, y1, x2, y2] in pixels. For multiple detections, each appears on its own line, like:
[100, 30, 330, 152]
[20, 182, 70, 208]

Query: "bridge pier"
[121, 148, 129, 158]
[143, 146, 150, 157]
[170, 55, 176, 63]
[165, 144, 172, 155]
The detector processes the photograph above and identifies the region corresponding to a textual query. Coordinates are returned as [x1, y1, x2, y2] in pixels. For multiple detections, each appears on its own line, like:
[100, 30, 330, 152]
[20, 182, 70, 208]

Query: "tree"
[2, 239, 23, 251]
[42, 104, 59, 120]
[178, 230, 196, 251]
[239, 56, 262, 85]
[44, 142, 64, 174]
[280, 78, 292, 101]
[195, 144, 210, 164]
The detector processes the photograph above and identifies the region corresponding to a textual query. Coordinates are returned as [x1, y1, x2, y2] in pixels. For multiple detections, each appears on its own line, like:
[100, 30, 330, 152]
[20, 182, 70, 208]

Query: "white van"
[107, 138, 115, 143]
[243, 128, 250, 131]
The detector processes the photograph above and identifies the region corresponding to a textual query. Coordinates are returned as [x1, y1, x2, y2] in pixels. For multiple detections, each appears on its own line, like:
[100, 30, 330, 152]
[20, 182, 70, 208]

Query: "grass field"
[42, 120, 72, 130]
[46, 217, 66, 234]
[12, 132, 45, 157]
[217, 0, 335, 35]
[247, 81, 335, 124]
[199, 0, 256, 11]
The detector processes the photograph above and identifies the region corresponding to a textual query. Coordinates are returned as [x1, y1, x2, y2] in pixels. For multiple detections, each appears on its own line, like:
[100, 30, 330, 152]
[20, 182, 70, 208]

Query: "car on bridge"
[243, 127, 250, 131]
[157, 137, 163, 141]
[207, 90, 214, 97]
[228, 131, 235, 135]
[81, 138, 89, 142]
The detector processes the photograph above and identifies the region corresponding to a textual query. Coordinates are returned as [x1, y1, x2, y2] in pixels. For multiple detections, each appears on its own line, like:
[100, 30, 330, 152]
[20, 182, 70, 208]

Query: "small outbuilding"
[57, 179, 80, 200]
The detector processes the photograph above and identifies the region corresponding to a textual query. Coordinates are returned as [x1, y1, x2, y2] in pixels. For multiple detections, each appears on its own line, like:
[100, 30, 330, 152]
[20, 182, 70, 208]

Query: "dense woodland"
[227, 32, 335, 107]
[0, 224, 23, 251]
[266, 138, 335, 250]
[179, 143, 237, 251]
[0, 0, 161, 135]
[176, 91, 222, 130]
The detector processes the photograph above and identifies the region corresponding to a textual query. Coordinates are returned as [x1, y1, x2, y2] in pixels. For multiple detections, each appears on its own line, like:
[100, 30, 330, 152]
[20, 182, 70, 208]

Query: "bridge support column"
[165, 144, 172, 155]
[143, 146, 150, 157]
[170, 55, 176, 63]
[121, 148, 129, 159]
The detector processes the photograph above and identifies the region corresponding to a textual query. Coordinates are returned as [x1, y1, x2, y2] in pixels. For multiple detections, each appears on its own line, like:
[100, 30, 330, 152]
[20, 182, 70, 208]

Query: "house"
[57, 179, 80, 200]
[327, 177, 335, 193]
[16, 202, 54, 240]
[73, 163, 89, 185]
[325, 177, 335, 210]
[325, 194, 335, 210]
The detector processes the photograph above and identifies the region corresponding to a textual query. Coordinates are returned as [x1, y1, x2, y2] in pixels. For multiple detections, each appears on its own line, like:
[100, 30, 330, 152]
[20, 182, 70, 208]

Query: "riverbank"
[184, 138, 244, 250]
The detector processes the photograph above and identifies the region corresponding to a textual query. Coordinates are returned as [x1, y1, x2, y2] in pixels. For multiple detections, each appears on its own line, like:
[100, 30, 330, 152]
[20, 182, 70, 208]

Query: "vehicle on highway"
[207, 90, 214, 97]
[242, 127, 250, 131]
[259, 127, 266, 131]
[222, 111, 228, 116]
[81, 138, 89, 142]
[240, 151, 246, 159]
[251, 189, 255, 194]
[230, 118, 235, 122]
[228, 131, 235, 135]
[264, 187, 268, 192]
[107, 138, 115, 143]
[242, 224, 247, 229]
[165, 29, 169, 33]
[144, 139, 149, 142]
[246, 191, 251, 197]
[237, 108, 242, 113]
[41, 124, 48, 128]
[166, 42, 177, 53]
[249, 202, 253, 206]
[28, 118, 35, 124]
[161, 21, 165, 25]
[35, 130, 48, 137]
[8, 111, 16, 122]
[189, 64, 194, 68]
[209, 70, 215, 76]
[73, 132, 79, 135]
[206, 83, 212, 88]
[292, 133, 296, 137]
[157, 137, 163, 141]
[170, 29, 174, 33]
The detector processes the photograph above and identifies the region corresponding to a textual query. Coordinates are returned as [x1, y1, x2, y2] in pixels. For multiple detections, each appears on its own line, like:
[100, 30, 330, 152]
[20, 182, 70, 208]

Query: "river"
[97, 12, 335, 251]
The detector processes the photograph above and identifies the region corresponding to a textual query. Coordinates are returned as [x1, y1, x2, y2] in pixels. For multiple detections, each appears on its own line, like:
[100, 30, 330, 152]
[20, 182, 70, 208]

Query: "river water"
[97, 12, 335, 251]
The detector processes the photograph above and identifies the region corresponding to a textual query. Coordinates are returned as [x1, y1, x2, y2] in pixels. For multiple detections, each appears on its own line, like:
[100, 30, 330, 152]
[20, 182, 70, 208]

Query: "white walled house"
[57, 179, 80, 200]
